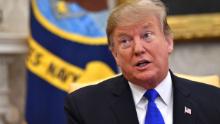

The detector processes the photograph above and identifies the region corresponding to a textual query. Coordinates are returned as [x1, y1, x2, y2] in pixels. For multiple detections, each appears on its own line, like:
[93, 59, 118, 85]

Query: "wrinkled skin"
[111, 15, 173, 89]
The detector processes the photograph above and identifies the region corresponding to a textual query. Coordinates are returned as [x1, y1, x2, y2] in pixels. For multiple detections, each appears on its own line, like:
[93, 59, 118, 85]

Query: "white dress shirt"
[128, 72, 173, 124]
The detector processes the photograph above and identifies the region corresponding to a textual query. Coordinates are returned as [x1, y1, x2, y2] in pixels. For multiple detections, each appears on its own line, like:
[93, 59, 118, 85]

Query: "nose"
[133, 38, 146, 56]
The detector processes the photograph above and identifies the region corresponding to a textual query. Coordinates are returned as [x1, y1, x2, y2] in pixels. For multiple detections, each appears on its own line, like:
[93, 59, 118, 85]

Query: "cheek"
[157, 49, 170, 68]
[117, 50, 132, 65]
[151, 43, 169, 64]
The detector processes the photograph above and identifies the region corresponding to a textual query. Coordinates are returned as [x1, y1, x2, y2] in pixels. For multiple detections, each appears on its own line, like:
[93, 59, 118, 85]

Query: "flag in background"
[26, 0, 118, 123]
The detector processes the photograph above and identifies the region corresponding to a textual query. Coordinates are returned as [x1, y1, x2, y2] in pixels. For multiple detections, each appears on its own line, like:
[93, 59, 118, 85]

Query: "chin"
[134, 70, 159, 83]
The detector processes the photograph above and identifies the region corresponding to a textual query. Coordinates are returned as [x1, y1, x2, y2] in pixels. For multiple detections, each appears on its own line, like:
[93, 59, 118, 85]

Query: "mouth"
[135, 59, 151, 68]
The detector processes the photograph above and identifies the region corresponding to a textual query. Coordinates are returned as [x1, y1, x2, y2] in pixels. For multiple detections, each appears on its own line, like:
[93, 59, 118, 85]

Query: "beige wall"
[170, 40, 220, 75]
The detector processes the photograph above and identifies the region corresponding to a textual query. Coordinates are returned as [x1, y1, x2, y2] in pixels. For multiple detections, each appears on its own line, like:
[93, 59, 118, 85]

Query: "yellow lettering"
[27, 46, 43, 66]
[47, 62, 81, 83]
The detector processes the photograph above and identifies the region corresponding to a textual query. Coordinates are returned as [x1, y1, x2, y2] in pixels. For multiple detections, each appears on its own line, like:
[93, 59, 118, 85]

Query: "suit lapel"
[108, 72, 197, 124]
[172, 73, 196, 124]
[109, 75, 139, 124]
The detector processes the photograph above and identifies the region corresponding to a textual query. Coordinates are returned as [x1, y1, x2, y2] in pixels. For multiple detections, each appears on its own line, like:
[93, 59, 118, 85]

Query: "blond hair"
[106, 0, 171, 48]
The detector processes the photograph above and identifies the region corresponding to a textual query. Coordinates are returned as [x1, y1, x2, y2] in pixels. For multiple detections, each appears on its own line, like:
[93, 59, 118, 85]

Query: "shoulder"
[64, 74, 125, 118]
[66, 74, 124, 102]
[174, 75, 220, 101]
[174, 76, 220, 122]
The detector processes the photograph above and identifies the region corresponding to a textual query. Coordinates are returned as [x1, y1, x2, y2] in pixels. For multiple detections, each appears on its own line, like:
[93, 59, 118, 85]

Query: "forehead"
[113, 15, 161, 36]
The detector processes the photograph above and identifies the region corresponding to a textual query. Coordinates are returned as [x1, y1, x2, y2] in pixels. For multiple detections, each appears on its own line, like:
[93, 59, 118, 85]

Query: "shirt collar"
[128, 72, 173, 106]
[128, 80, 146, 106]
[155, 72, 172, 105]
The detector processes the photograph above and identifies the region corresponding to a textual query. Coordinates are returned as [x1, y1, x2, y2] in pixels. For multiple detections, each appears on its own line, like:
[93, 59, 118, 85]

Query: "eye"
[119, 37, 132, 49]
[142, 32, 153, 41]
[120, 38, 129, 43]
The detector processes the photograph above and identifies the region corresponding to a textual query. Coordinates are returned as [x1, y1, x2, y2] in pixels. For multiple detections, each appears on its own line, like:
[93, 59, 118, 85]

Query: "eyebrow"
[142, 25, 152, 30]
[116, 33, 130, 38]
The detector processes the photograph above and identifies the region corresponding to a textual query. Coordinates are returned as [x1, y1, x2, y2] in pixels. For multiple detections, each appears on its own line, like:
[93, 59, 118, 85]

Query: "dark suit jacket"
[64, 72, 220, 124]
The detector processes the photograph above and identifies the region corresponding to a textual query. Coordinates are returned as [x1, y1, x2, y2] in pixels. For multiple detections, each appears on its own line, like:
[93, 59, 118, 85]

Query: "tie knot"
[144, 89, 158, 102]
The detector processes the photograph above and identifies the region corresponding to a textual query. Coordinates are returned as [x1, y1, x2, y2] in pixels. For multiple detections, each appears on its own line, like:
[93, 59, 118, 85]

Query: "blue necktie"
[144, 89, 165, 124]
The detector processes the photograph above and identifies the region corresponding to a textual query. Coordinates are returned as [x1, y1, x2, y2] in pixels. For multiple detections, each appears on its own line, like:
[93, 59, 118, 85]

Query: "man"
[64, 0, 220, 124]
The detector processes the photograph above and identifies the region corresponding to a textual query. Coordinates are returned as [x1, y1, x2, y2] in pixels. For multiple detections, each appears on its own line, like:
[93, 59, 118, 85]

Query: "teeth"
[139, 63, 146, 67]
[136, 60, 149, 67]
[136, 61, 148, 67]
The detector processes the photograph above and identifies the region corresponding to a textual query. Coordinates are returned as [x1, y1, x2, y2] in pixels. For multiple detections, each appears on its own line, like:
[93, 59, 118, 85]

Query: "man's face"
[111, 15, 173, 89]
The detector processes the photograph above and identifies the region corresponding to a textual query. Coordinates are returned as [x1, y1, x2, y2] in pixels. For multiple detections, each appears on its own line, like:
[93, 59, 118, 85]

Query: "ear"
[166, 34, 174, 54]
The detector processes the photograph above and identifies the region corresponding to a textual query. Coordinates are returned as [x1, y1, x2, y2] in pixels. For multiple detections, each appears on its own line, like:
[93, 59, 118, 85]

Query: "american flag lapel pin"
[184, 106, 192, 115]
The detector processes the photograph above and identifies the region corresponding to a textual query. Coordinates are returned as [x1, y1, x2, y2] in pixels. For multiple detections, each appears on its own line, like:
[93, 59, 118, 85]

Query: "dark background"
[67, 0, 220, 15]
[162, 0, 220, 15]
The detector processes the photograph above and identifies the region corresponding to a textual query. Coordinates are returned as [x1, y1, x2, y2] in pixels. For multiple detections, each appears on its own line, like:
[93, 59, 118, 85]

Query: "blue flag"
[26, 0, 118, 123]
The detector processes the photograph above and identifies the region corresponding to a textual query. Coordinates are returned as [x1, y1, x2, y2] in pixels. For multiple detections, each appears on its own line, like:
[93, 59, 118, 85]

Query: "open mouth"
[135, 60, 150, 67]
